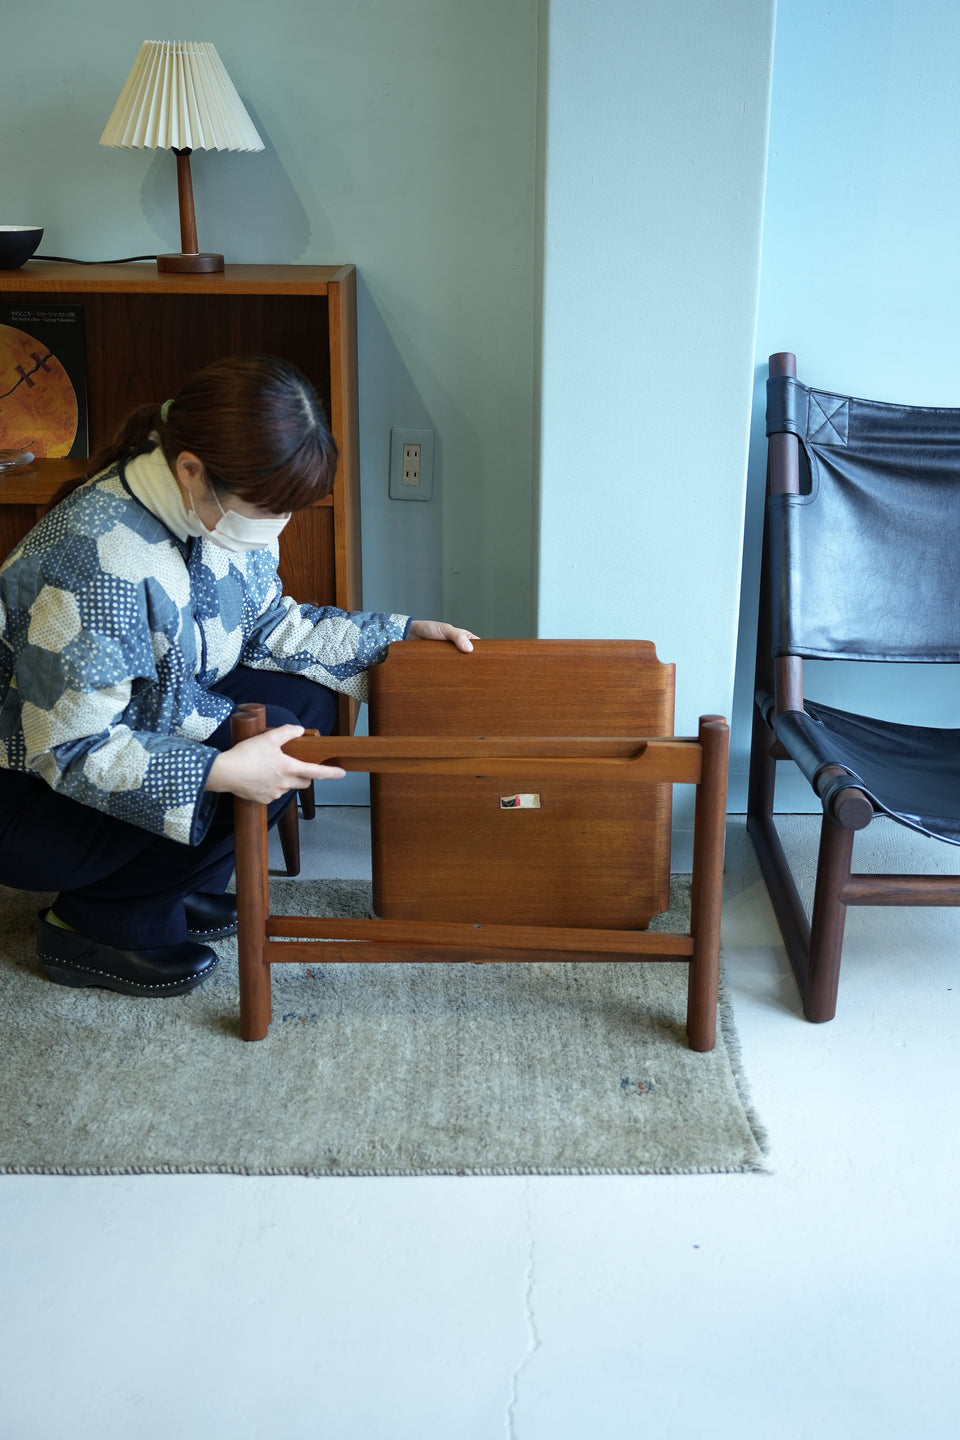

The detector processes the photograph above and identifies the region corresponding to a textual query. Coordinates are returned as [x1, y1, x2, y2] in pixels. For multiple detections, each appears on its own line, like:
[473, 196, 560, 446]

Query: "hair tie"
[160, 399, 173, 423]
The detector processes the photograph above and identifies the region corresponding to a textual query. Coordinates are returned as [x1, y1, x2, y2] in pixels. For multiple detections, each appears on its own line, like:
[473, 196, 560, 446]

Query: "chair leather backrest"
[766, 375, 960, 662]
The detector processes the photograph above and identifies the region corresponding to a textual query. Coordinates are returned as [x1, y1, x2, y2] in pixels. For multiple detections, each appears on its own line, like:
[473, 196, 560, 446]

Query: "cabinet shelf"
[1, 261, 361, 731]
[0, 457, 335, 510]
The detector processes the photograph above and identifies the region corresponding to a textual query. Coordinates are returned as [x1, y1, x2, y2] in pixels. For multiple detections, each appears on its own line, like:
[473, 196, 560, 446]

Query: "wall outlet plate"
[389, 427, 434, 500]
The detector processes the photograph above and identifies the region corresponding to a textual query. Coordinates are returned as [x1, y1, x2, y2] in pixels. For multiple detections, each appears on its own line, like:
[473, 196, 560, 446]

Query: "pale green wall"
[7, 1, 781, 832]
[2, 0, 539, 637]
[538, 0, 776, 838]
[733, 0, 960, 809]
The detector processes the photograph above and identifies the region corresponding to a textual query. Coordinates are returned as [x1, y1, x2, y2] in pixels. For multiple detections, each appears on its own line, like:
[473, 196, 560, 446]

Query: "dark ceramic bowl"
[0, 226, 43, 269]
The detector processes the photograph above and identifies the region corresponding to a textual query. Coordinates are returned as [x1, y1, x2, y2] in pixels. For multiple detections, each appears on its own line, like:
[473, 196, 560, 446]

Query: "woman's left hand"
[407, 620, 479, 652]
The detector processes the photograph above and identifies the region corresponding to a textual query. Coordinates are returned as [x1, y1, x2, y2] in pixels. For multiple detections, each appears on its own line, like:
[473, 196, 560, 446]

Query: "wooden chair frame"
[274, 778, 314, 877]
[231, 707, 729, 1050]
[747, 350, 960, 1022]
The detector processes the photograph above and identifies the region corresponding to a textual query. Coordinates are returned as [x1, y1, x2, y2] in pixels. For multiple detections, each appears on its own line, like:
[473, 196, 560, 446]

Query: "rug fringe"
[717, 967, 771, 1159]
[0, 1161, 770, 1177]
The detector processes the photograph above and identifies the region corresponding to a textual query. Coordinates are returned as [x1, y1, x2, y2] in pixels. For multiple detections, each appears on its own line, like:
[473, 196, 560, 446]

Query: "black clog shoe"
[184, 891, 239, 941]
[36, 912, 219, 997]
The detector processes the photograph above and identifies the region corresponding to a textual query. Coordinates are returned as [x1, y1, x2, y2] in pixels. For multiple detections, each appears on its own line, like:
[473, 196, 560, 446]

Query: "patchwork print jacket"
[0, 463, 410, 845]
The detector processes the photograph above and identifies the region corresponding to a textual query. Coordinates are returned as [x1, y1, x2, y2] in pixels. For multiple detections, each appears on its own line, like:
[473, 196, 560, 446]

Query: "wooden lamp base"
[157, 252, 225, 273]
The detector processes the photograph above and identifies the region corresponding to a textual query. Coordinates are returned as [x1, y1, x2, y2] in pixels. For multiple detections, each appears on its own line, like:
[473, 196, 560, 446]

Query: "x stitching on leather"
[808, 392, 849, 446]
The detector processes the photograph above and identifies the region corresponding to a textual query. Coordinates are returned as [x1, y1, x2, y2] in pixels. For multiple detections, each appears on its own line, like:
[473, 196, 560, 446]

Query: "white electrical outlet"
[390, 428, 434, 500]
[402, 443, 421, 486]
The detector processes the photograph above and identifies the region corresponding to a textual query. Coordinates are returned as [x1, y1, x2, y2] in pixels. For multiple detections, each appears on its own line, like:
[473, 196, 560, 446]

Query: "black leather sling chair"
[747, 351, 960, 1022]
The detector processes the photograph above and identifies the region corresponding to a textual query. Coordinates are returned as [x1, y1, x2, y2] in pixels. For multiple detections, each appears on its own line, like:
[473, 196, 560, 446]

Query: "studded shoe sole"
[37, 913, 219, 997]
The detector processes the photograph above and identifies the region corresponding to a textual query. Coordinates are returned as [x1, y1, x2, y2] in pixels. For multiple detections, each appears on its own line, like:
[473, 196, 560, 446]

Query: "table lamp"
[99, 40, 264, 273]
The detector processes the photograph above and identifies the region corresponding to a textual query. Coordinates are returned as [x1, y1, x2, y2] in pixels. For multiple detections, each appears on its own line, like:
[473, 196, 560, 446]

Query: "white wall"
[731, 0, 960, 809]
[537, 0, 776, 832]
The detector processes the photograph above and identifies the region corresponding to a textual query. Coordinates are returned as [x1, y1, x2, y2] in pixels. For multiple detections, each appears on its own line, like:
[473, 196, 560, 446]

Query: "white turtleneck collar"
[122, 444, 196, 543]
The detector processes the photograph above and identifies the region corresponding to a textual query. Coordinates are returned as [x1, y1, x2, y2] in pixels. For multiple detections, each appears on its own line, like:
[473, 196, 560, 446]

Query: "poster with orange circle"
[0, 305, 88, 459]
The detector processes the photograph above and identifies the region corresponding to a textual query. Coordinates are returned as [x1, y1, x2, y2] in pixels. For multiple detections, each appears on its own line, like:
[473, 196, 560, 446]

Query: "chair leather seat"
[771, 698, 960, 844]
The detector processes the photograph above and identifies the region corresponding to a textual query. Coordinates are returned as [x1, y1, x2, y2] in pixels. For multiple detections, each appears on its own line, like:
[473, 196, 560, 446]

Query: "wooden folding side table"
[231, 640, 728, 1049]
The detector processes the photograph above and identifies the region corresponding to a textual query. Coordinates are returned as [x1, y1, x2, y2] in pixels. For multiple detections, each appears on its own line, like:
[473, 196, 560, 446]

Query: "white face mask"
[186, 487, 291, 553]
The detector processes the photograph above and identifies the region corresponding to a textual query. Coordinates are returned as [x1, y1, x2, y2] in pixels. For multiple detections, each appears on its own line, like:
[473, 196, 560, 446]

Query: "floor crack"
[506, 1177, 541, 1439]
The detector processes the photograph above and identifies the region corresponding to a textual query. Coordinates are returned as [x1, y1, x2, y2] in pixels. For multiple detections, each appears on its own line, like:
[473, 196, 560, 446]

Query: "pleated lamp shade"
[100, 41, 264, 272]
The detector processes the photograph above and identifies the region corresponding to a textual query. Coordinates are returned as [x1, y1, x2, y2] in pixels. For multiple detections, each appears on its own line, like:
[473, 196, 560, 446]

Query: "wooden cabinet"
[0, 261, 361, 616]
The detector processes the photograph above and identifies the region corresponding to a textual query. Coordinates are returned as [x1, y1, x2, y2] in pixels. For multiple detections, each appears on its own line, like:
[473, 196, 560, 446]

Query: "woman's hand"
[205, 724, 345, 803]
[407, 620, 479, 652]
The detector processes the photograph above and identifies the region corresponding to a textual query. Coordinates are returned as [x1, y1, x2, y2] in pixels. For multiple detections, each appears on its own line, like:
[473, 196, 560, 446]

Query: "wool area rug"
[0, 878, 767, 1176]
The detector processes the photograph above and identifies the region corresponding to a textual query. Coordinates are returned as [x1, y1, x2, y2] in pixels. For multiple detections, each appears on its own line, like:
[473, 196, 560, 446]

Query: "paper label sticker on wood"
[500, 793, 541, 809]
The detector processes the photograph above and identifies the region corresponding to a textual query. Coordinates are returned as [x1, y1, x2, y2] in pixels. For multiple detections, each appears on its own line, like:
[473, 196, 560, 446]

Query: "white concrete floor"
[2, 810, 959, 1439]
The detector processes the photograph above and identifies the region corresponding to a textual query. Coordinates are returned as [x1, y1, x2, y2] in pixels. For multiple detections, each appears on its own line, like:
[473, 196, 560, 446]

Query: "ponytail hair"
[86, 402, 165, 479]
[86, 355, 338, 512]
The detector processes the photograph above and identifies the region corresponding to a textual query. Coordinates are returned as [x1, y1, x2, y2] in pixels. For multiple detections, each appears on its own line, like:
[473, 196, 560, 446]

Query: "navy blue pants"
[0, 669, 338, 948]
